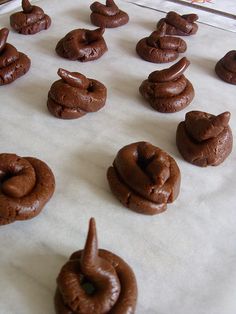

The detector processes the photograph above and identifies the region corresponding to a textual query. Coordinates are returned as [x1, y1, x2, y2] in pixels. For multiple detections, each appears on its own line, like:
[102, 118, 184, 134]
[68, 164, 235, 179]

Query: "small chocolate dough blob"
[176, 111, 233, 167]
[107, 142, 181, 215]
[157, 11, 198, 36]
[55, 218, 138, 314]
[136, 22, 187, 63]
[10, 0, 51, 35]
[56, 27, 107, 62]
[90, 0, 129, 28]
[215, 50, 236, 85]
[0, 28, 31, 85]
[139, 57, 194, 113]
[0, 153, 55, 225]
[47, 68, 107, 119]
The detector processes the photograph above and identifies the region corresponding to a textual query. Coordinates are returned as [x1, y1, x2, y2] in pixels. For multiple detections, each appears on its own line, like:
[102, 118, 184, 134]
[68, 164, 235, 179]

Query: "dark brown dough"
[55, 218, 138, 314]
[139, 57, 194, 113]
[90, 0, 129, 28]
[136, 22, 187, 63]
[10, 0, 51, 35]
[47, 68, 107, 119]
[176, 111, 233, 167]
[215, 50, 236, 85]
[56, 28, 107, 62]
[0, 28, 30, 85]
[107, 142, 181, 215]
[0, 154, 55, 225]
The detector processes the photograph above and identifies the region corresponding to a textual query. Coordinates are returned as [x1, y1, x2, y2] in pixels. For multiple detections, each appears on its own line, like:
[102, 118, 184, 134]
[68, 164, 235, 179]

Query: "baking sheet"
[0, 0, 236, 313]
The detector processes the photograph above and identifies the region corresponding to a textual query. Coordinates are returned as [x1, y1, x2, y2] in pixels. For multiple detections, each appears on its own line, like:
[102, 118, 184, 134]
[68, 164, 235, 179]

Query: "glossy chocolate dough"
[10, 0, 51, 35]
[56, 28, 107, 62]
[55, 218, 137, 314]
[157, 11, 198, 36]
[176, 111, 233, 167]
[139, 57, 194, 113]
[47, 68, 107, 119]
[90, 0, 129, 28]
[0, 28, 30, 85]
[215, 50, 236, 85]
[0, 154, 55, 225]
[107, 142, 181, 215]
[136, 22, 187, 63]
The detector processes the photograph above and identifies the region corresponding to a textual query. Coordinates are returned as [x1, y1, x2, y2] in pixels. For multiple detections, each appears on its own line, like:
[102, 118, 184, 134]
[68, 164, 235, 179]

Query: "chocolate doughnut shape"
[56, 27, 107, 62]
[136, 22, 187, 63]
[107, 142, 181, 215]
[90, 0, 129, 28]
[47, 68, 107, 119]
[0, 154, 55, 225]
[55, 218, 137, 314]
[157, 11, 198, 36]
[215, 50, 236, 85]
[10, 0, 51, 35]
[139, 57, 194, 112]
[176, 111, 233, 167]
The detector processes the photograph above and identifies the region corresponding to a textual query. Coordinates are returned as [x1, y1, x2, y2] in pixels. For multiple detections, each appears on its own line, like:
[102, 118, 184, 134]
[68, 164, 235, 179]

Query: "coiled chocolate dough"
[215, 50, 236, 85]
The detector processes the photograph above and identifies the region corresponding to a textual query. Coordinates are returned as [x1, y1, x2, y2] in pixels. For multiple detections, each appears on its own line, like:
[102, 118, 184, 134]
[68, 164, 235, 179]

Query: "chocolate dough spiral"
[136, 22, 187, 63]
[107, 142, 181, 215]
[0, 154, 55, 225]
[90, 0, 129, 28]
[55, 218, 137, 314]
[215, 50, 236, 85]
[56, 28, 107, 62]
[176, 111, 233, 166]
[0, 28, 30, 85]
[47, 68, 107, 119]
[139, 57, 194, 112]
[10, 0, 51, 35]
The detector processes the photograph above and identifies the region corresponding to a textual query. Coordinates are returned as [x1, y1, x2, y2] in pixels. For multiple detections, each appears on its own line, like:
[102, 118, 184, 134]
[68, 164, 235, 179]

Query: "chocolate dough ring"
[0, 154, 55, 225]
[56, 28, 107, 62]
[90, 0, 129, 28]
[55, 218, 137, 314]
[107, 142, 181, 215]
[10, 0, 51, 35]
[215, 50, 236, 85]
[176, 111, 233, 167]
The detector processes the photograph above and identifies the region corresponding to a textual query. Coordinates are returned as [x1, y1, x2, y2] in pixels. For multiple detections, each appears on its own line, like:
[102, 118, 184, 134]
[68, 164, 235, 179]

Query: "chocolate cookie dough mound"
[10, 0, 51, 35]
[55, 218, 137, 314]
[0, 154, 55, 225]
[0, 28, 30, 85]
[107, 142, 181, 215]
[139, 57, 194, 112]
[136, 22, 187, 63]
[157, 11, 198, 36]
[176, 111, 233, 167]
[215, 50, 236, 85]
[47, 68, 107, 119]
[56, 27, 107, 62]
[90, 0, 129, 28]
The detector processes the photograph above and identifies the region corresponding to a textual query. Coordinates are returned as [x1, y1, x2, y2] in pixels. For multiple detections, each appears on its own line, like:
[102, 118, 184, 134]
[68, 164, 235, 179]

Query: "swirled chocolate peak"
[0, 28, 31, 85]
[139, 57, 194, 113]
[157, 11, 198, 36]
[215, 50, 236, 85]
[55, 218, 138, 313]
[176, 111, 233, 167]
[90, 0, 129, 28]
[107, 142, 181, 215]
[10, 0, 51, 35]
[136, 22, 187, 63]
[0, 153, 55, 225]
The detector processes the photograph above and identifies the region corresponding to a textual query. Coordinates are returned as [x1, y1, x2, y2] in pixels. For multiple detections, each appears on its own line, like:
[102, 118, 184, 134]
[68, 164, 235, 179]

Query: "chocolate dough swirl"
[47, 68, 107, 119]
[10, 0, 51, 35]
[136, 22, 187, 63]
[55, 218, 138, 314]
[0, 28, 30, 85]
[176, 111, 233, 166]
[139, 57, 194, 112]
[215, 50, 236, 85]
[0, 154, 55, 225]
[107, 142, 181, 215]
